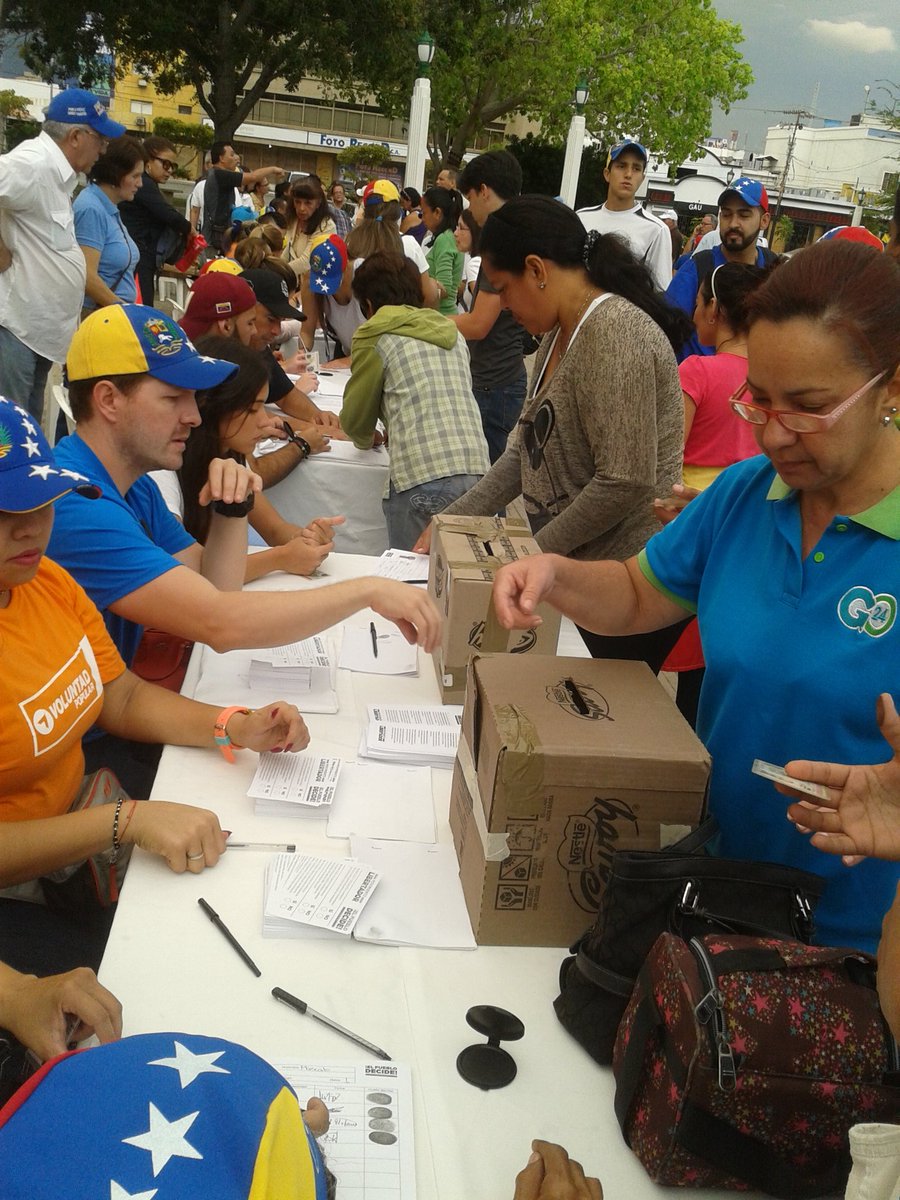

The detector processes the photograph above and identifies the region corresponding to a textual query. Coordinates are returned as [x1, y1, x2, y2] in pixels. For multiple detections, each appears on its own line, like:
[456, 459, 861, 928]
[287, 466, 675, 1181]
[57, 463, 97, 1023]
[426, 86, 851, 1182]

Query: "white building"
[763, 113, 899, 202]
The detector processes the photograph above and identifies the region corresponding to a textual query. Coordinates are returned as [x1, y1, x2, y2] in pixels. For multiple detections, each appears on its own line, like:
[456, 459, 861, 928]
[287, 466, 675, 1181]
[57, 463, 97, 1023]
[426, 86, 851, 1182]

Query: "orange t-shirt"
[0, 557, 125, 823]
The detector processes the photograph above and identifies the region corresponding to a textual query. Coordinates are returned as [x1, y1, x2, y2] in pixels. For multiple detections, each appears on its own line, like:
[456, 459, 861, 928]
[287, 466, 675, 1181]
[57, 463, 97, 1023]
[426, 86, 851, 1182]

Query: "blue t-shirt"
[73, 183, 140, 309]
[49, 433, 194, 668]
[639, 455, 900, 954]
[665, 244, 772, 362]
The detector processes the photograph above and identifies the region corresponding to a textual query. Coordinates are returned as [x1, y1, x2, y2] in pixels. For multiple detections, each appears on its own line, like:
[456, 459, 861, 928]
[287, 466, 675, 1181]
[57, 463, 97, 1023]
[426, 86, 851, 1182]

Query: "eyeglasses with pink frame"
[729, 372, 887, 434]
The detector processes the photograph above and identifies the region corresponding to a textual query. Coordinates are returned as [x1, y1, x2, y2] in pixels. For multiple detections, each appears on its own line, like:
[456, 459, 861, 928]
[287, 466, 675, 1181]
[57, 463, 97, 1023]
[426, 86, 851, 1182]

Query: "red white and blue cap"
[44, 88, 125, 139]
[819, 225, 883, 251]
[607, 139, 648, 165]
[308, 234, 349, 295]
[718, 176, 769, 211]
[0, 398, 100, 512]
[67, 305, 239, 390]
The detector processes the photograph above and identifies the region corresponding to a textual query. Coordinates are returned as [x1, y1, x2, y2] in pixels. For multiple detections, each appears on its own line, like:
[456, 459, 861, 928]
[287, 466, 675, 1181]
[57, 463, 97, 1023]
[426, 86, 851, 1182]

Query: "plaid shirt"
[341, 306, 489, 495]
[328, 203, 353, 239]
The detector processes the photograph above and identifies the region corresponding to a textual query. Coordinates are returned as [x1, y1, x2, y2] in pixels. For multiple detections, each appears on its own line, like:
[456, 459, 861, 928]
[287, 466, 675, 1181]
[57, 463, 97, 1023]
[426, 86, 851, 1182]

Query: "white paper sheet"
[349, 839, 476, 950]
[271, 1059, 415, 1200]
[264, 852, 380, 936]
[359, 705, 463, 768]
[339, 623, 419, 676]
[248, 754, 343, 811]
[374, 549, 430, 583]
[326, 764, 435, 843]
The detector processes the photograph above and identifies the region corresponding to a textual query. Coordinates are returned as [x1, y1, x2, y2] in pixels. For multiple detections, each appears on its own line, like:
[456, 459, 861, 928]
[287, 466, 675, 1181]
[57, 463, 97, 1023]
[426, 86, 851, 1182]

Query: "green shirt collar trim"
[765, 472, 900, 540]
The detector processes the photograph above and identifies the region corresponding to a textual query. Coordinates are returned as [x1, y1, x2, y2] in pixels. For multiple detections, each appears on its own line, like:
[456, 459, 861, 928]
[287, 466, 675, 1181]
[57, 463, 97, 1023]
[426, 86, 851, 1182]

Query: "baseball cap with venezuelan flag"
[66, 305, 238, 390]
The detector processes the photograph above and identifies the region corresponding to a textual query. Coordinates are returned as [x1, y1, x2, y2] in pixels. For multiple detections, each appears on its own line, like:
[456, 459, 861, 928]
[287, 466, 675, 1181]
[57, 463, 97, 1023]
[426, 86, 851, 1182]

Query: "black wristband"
[212, 493, 256, 517]
[281, 420, 311, 460]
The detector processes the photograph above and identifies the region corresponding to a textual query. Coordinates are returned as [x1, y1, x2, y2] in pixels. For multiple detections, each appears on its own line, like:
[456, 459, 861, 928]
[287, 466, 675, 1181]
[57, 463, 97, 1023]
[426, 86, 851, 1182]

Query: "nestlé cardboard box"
[428, 514, 561, 703]
[449, 654, 710, 946]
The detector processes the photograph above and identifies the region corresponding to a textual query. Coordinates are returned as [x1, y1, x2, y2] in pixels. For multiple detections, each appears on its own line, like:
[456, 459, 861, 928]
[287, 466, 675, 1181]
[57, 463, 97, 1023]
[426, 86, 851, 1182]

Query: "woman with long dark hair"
[416, 195, 691, 672]
[421, 185, 464, 316]
[283, 177, 335, 277]
[151, 337, 341, 580]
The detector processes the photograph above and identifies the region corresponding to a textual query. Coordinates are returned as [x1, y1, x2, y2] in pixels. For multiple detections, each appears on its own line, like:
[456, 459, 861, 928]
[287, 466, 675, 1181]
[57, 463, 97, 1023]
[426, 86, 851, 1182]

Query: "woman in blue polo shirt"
[73, 137, 144, 312]
[492, 237, 900, 954]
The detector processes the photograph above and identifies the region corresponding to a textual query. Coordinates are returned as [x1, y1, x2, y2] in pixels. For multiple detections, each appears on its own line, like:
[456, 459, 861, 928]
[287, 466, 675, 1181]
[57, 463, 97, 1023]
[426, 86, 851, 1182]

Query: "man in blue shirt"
[665, 177, 775, 361]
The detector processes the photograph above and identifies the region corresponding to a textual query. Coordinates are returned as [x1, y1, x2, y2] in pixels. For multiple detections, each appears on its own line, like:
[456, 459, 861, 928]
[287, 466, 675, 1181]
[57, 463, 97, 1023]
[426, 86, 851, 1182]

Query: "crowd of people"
[0, 83, 899, 1197]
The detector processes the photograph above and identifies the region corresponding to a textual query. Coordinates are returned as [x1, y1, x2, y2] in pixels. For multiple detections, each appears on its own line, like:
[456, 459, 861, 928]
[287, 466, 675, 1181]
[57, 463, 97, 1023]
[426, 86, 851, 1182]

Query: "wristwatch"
[281, 420, 311, 460]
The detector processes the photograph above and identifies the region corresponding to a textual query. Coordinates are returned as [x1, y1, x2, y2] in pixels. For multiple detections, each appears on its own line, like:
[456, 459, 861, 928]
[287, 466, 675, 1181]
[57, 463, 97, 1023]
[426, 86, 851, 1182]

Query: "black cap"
[242, 269, 306, 321]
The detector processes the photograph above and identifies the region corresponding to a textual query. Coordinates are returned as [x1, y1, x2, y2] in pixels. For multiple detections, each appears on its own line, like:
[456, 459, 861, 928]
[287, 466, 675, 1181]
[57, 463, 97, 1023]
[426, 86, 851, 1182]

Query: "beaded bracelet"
[110, 796, 126, 863]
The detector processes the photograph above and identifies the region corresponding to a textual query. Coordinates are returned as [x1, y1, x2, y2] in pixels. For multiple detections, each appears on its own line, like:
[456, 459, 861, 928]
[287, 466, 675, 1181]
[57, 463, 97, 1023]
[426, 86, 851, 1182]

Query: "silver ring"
[187, 851, 205, 861]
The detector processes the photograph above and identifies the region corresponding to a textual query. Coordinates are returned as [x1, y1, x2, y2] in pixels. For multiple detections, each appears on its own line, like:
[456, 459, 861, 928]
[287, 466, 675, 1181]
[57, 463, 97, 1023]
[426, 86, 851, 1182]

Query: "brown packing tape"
[480, 604, 508, 654]
[493, 703, 544, 812]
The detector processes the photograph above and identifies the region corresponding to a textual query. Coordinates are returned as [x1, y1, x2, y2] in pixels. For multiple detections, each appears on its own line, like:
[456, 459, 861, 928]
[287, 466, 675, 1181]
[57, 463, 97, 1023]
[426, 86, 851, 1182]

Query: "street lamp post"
[559, 77, 589, 208]
[405, 31, 435, 193]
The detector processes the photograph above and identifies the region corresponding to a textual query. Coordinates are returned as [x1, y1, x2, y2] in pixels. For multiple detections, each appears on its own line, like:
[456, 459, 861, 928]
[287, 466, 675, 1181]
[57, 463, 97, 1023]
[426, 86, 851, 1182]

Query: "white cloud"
[805, 18, 897, 55]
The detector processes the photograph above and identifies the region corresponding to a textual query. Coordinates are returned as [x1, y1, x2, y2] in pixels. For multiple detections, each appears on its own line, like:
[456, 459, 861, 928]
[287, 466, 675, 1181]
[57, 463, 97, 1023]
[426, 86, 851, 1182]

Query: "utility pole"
[769, 108, 811, 242]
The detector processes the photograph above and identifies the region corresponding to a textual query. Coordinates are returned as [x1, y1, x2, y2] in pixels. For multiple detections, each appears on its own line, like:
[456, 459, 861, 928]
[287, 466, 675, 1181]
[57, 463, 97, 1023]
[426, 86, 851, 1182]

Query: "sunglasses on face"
[520, 400, 555, 470]
[729, 372, 886, 434]
[152, 156, 177, 172]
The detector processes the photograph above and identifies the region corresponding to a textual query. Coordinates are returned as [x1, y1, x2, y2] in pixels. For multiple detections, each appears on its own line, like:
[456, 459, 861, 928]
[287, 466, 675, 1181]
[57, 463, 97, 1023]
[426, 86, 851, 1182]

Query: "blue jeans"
[0, 326, 52, 421]
[383, 474, 483, 551]
[472, 375, 527, 464]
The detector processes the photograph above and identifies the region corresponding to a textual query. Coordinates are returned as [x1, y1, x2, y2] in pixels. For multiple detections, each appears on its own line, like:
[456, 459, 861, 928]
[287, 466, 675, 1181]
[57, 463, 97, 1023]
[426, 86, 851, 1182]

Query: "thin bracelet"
[110, 796, 126, 863]
[119, 799, 138, 845]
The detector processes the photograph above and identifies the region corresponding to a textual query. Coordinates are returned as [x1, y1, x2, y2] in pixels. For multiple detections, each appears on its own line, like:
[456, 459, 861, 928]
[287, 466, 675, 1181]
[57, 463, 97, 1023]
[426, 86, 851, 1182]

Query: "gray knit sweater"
[443, 294, 683, 561]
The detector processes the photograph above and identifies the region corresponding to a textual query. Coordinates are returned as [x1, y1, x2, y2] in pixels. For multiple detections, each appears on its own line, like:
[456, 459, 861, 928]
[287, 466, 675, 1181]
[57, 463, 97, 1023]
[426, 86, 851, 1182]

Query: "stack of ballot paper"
[248, 636, 338, 712]
[248, 753, 344, 816]
[359, 704, 463, 769]
[263, 852, 380, 938]
[374, 548, 430, 583]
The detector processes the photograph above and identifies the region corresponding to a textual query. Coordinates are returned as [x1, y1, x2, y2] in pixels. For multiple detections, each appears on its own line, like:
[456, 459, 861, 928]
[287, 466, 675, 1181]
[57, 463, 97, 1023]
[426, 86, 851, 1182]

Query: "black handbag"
[553, 819, 827, 1065]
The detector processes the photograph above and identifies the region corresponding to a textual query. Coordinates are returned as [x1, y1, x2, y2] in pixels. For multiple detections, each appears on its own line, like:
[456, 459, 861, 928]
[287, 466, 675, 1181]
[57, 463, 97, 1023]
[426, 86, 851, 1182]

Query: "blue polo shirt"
[665, 244, 772, 362]
[49, 433, 194, 668]
[639, 454, 900, 953]
[72, 183, 140, 310]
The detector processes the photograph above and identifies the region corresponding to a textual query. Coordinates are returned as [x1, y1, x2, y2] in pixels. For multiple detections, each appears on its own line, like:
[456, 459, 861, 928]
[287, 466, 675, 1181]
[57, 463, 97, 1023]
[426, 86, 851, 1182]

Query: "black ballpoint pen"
[272, 986, 391, 1060]
[370, 620, 379, 658]
[198, 897, 262, 977]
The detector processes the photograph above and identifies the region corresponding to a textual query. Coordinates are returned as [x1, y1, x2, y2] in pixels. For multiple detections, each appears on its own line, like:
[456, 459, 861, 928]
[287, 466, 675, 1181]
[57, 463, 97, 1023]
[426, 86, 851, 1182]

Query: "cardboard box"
[428, 514, 561, 703]
[449, 655, 710, 946]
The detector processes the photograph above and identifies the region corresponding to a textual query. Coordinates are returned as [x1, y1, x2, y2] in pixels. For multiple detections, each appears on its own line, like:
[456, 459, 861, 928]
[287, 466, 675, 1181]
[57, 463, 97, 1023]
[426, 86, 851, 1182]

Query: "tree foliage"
[371, 0, 753, 169]
[2, 0, 417, 141]
[506, 133, 609, 208]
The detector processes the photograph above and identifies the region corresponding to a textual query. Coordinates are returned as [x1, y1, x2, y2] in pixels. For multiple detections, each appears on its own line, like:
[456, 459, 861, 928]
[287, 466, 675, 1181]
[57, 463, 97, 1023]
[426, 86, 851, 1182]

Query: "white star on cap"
[110, 1182, 158, 1200]
[59, 468, 89, 481]
[22, 417, 38, 436]
[149, 1041, 230, 1089]
[122, 1103, 202, 1177]
[315, 275, 327, 289]
[20, 437, 40, 458]
[29, 463, 57, 480]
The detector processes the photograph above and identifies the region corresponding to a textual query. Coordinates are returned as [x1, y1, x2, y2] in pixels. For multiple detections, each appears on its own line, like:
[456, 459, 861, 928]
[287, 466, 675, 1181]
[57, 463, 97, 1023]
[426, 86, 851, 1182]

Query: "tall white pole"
[559, 112, 586, 208]
[405, 75, 431, 193]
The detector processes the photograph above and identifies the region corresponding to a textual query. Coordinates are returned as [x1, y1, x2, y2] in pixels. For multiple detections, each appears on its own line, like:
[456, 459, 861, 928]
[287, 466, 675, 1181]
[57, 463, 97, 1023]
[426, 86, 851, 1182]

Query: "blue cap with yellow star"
[0, 398, 101, 512]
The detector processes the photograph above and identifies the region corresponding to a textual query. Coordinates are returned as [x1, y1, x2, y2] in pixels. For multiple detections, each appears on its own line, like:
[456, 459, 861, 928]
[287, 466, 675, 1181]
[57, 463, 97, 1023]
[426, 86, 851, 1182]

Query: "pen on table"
[272, 986, 391, 1060]
[370, 620, 379, 658]
[198, 897, 262, 978]
[226, 841, 297, 852]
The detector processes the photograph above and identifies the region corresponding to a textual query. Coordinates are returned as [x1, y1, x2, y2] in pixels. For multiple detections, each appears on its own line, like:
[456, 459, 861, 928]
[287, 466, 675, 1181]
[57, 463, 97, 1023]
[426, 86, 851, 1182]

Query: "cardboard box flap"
[472, 655, 710, 802]
[434, 513, 530, 538]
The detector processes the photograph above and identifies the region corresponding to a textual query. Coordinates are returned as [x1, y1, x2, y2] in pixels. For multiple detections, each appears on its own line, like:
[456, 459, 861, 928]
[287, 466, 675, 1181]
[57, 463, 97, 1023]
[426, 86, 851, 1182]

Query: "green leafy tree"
[371, 0, 753, 170]
[506, 132, 609, 208]
[2, 0, 416, 141]
[0, 87, 33, 153]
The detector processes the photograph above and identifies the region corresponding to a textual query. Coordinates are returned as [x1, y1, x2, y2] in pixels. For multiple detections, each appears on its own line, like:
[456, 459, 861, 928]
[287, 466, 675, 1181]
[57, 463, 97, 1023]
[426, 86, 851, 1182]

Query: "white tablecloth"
[266, 370, 390, 556]
[98, 556, 754, 1200]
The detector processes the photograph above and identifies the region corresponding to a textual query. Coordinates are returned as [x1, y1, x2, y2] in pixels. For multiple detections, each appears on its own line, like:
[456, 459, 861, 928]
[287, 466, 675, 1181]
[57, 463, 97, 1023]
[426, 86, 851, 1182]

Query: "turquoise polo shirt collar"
[86, 182, 120, 216]
[765, 474, 900, 541]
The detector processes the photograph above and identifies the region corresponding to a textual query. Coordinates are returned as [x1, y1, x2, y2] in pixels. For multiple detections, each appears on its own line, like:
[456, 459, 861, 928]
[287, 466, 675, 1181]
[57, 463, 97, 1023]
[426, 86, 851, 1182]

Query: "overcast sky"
[708, 1, 899, 152]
